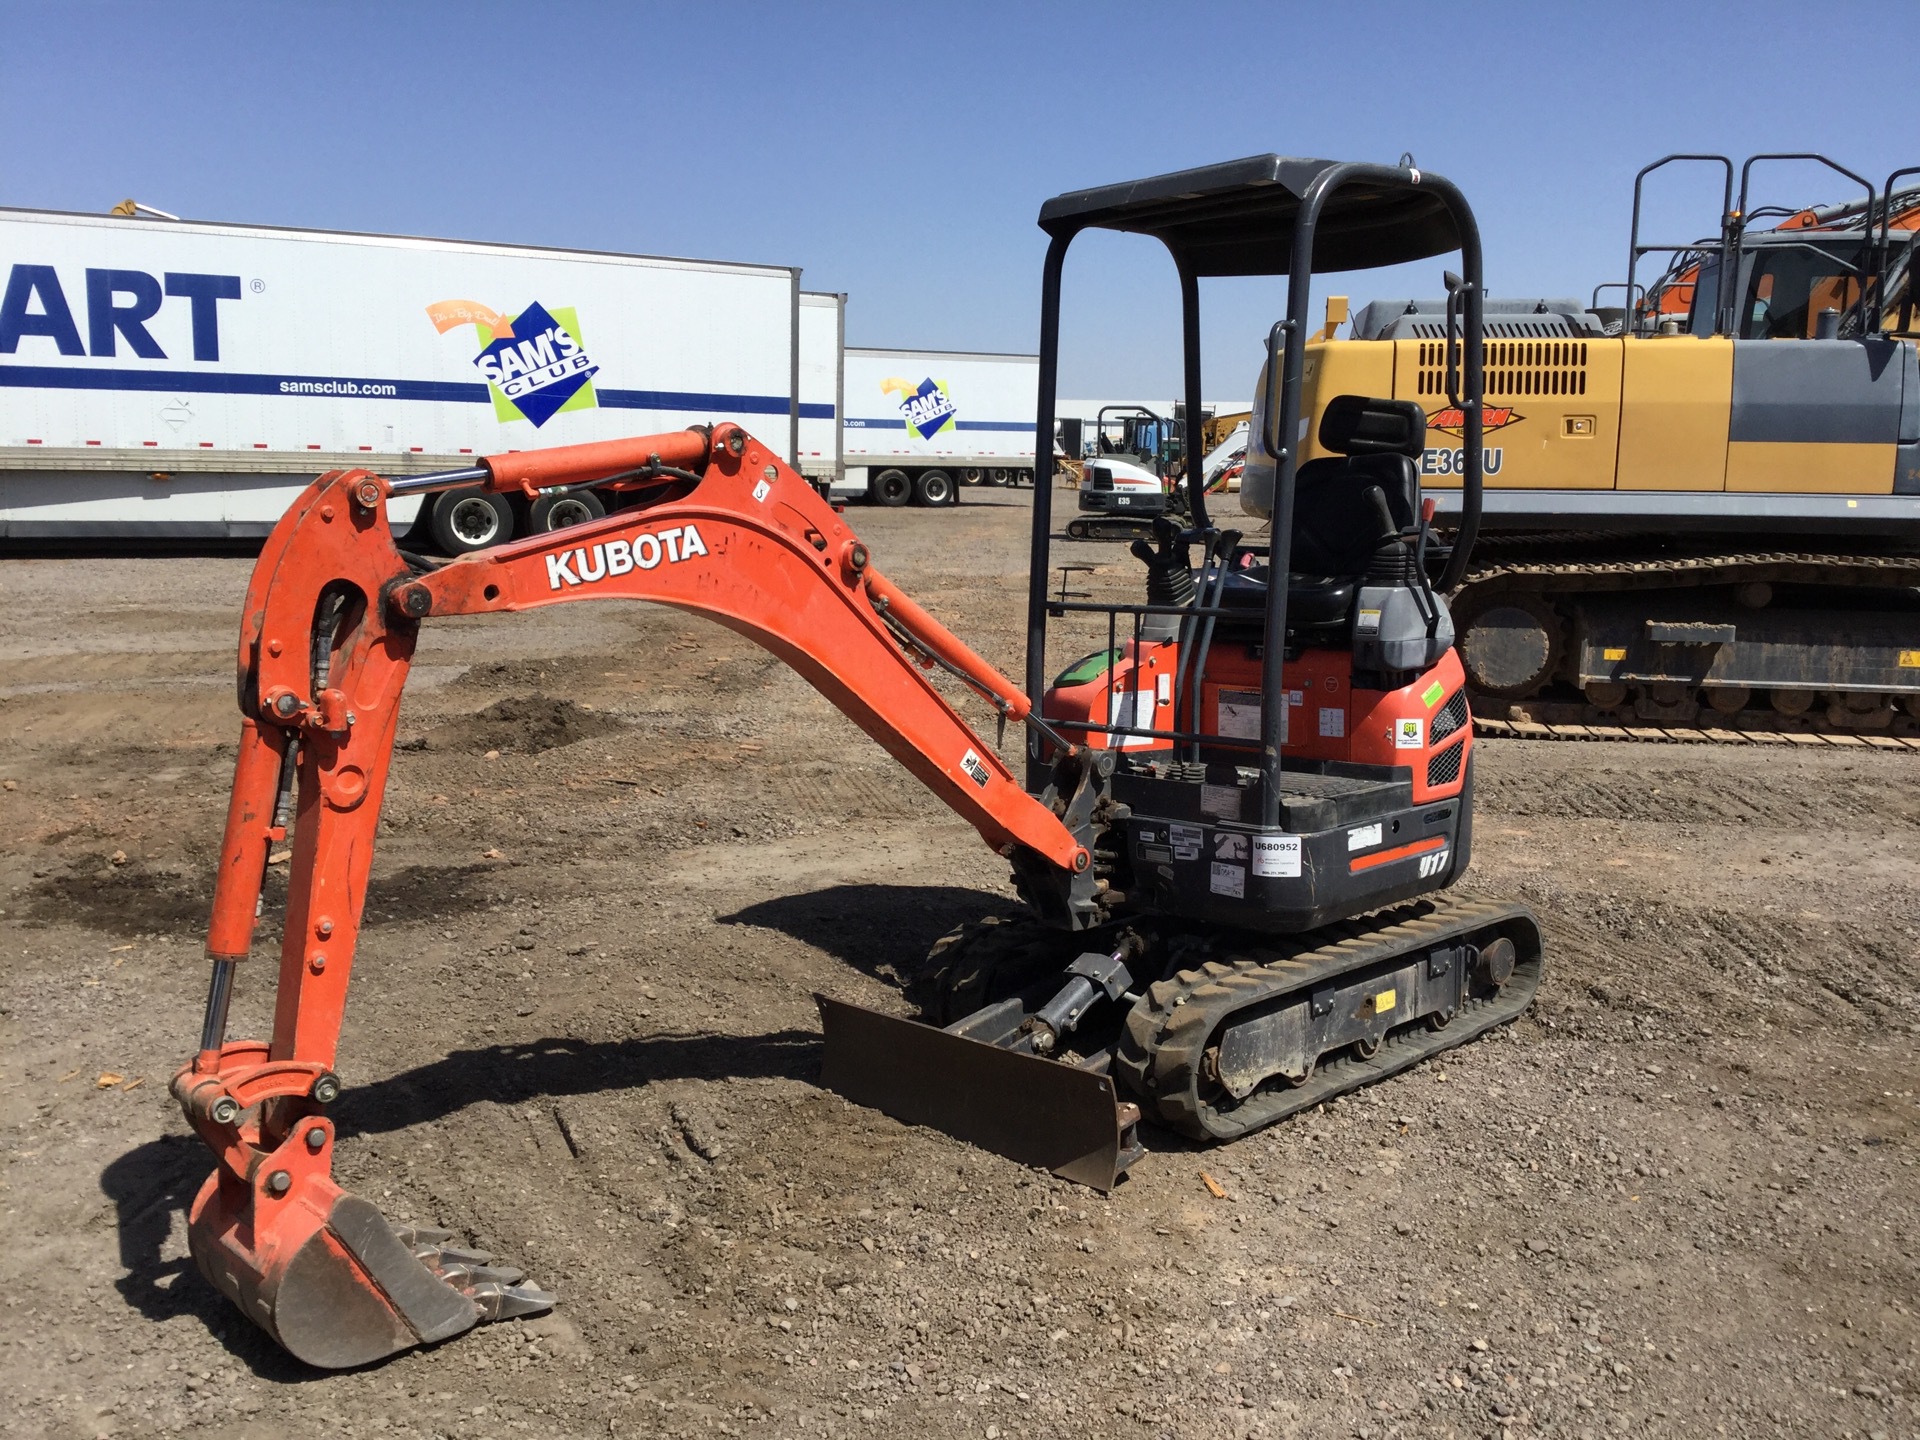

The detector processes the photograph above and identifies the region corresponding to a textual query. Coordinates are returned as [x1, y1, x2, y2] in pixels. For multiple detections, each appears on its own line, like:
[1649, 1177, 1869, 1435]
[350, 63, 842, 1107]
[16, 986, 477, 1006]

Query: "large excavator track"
[1452, 541, 1920, 739]
[1473, 715, 1920, 750]
[1114, 897, 1542, 1141]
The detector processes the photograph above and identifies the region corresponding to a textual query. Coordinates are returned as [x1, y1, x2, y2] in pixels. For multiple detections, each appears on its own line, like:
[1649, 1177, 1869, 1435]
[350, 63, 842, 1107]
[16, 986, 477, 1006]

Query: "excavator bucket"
[816, 995, 1142, 1190]
[184, 1119, 552, 1370]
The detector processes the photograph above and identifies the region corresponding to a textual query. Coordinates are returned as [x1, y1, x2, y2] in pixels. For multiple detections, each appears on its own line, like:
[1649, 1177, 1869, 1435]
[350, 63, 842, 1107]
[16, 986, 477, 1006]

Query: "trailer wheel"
[960, 467, 984, 486]
[986, 467, 1011, 487]
[872, 469, 912, 507]
[430, 487, 514, 555]
[529, 489, 606, 534]
[914, 469, 956, 507]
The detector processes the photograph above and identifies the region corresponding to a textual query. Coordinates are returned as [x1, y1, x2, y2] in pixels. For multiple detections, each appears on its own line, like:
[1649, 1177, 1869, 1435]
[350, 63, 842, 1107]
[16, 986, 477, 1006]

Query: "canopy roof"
[1037, 154, 1462, 277]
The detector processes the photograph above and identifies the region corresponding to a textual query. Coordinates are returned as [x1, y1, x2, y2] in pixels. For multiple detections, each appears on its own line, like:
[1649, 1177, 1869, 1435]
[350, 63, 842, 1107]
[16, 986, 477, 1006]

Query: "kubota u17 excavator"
[170, 155, 1543, 1369]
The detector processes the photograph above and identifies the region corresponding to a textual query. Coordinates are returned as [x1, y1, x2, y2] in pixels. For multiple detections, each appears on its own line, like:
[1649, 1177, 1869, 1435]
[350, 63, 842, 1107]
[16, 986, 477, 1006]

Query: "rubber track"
[1114, 896, 1542, 1142]
[1063, 517, 1160, 543]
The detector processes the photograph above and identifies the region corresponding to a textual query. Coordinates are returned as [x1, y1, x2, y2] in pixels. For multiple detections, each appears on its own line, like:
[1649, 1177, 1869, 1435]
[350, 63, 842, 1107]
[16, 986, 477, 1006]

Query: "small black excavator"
[175, 154, 1540, 1368]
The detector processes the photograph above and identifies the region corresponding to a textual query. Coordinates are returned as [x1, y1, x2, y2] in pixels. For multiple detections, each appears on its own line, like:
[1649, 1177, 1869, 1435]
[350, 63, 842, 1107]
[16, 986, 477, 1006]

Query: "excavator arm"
[172, 422, 1097, 1368]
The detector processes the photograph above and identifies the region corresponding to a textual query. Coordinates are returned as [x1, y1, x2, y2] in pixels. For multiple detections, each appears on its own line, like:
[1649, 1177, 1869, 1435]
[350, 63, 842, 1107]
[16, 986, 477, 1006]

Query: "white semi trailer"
[832, 346, 1037, 506]
[795, 291, 844, 488]
[0, 207, 802, 549]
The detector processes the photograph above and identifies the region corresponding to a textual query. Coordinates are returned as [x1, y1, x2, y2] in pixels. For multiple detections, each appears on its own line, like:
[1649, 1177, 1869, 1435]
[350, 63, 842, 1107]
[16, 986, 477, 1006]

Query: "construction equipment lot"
[2, 485, 1916, 1439]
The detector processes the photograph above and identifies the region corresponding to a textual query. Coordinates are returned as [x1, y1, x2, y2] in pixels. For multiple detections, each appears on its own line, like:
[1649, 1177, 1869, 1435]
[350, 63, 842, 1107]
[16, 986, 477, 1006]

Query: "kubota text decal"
[544, 525, 708, 590]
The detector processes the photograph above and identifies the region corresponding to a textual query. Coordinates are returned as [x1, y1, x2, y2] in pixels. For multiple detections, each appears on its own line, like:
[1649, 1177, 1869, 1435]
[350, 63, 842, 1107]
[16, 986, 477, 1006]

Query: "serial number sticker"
[1108, 688, 1157, 751]
[1901, 649, 1920, 668]
[1422, 680, 1445, 708]
[1169, 823, 1203, 861]
[1347, 822, 1383, 852]
[1209, 862, 1246, 899]
[1217, 689, 1263, 740]
[1319, 706, 1346, 739]
[1200, 784, 1241, 820]
[1395, 717, 1424, 749]
[1252, 834, 1301, 878]
[1603, 647, 1628, 661]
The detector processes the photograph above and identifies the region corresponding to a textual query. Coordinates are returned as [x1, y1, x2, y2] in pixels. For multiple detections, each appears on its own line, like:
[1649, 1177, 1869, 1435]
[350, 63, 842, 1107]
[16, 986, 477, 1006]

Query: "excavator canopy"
[1037, 153, 1465, 276]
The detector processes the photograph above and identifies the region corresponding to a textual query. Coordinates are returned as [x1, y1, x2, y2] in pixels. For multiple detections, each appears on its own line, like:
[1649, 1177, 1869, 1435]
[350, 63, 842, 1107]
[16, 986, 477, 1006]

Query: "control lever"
[1363, 485, 1399, 546]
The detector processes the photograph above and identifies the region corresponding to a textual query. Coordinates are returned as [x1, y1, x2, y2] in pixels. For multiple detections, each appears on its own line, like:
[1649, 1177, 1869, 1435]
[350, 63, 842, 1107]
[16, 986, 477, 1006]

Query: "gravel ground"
[1, 482, 1915, 1439]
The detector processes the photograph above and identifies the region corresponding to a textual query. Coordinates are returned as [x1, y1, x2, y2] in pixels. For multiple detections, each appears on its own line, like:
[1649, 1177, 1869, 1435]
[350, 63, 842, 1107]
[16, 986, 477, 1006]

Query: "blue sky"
[4, 0, 1914, 396]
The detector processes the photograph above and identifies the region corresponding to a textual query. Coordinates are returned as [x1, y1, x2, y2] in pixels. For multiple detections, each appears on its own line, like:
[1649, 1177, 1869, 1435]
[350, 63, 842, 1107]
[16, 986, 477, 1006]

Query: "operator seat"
[1220, 395, 1428, 641]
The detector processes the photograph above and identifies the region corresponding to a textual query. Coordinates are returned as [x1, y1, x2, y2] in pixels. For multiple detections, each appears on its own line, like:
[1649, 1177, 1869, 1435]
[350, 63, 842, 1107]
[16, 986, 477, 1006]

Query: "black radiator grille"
[1431, 687, 1470, 744]
[1426, 739, 1465, 789]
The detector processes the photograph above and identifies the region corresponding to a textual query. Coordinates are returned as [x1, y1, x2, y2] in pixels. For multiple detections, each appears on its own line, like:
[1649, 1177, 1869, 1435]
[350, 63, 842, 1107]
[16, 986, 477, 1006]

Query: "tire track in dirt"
[1478, 755, 1920, 829]
[1534, 891, 1920, 1041]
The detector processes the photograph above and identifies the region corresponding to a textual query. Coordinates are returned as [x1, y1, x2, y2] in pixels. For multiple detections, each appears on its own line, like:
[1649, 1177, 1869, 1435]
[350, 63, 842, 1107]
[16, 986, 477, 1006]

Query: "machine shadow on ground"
[98, 1027, 822, 1374]
[720, 882, 1023, 984]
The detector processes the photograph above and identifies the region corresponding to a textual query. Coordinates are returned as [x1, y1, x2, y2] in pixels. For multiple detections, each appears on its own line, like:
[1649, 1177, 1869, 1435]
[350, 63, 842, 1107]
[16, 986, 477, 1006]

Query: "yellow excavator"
[1267, 152, 1920, 735]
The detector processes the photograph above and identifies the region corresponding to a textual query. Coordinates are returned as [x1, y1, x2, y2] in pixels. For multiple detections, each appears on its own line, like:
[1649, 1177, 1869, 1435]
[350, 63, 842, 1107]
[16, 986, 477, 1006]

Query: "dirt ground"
[2, 484, 1916, 1440]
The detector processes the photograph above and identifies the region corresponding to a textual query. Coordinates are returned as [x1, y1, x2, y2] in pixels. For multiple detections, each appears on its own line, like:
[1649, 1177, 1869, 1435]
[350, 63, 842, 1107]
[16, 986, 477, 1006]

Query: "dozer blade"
[188, 1165, 553, 1370]
[816, 994, 1142, 1190]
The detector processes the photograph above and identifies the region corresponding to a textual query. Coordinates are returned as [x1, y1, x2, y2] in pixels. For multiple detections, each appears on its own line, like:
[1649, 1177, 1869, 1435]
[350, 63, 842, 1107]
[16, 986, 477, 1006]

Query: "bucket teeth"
[395, 1222, 556, 1325]
[390, 1224, 453, 1247]
[414, 1242, 494, 1268]
[469, 1280, 561, 1323]
[437, 1261, 527, 1287]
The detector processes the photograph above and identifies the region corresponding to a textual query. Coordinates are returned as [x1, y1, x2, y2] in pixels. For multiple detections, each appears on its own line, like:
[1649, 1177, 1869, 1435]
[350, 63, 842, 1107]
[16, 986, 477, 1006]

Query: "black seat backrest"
[1288, 395, 1426, 577]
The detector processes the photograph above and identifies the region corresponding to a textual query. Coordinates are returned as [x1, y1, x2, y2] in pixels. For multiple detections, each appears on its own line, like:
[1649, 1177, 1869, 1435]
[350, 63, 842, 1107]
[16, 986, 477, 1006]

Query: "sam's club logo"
[428, 299, 600, 427]
[882, 375, 956, 439]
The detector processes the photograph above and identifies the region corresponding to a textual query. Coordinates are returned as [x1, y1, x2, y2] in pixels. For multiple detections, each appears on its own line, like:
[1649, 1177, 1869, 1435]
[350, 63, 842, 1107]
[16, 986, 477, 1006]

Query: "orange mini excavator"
[172, 155, 1543, 1368]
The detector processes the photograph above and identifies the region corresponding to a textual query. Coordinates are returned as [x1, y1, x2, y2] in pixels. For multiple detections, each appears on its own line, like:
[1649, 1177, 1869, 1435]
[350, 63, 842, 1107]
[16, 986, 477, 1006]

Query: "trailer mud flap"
[815, 995, 1142, 1190]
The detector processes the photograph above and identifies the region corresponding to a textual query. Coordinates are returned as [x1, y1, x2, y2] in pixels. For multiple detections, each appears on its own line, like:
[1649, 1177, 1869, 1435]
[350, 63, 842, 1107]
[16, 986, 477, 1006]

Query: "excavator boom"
[175, 422, 1095, 1367]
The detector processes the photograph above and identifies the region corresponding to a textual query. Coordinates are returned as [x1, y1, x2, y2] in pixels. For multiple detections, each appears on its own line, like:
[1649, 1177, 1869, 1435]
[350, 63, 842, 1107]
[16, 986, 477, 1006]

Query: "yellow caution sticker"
[1900, 649, 1920, 668]
[1603, 647, 1627, 661]
[1370, 988, 1397, 1014]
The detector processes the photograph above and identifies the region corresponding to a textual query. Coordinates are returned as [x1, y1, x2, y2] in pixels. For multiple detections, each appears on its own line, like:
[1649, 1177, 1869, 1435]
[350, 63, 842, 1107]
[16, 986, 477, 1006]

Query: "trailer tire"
[528, 489, 606, 534]
[986, 467, 1011, 487]
[430, 487, 515, 555]
[872, 469, 912, 507]
[960, 467, 984, 486]
[914, 469, 956, 507]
